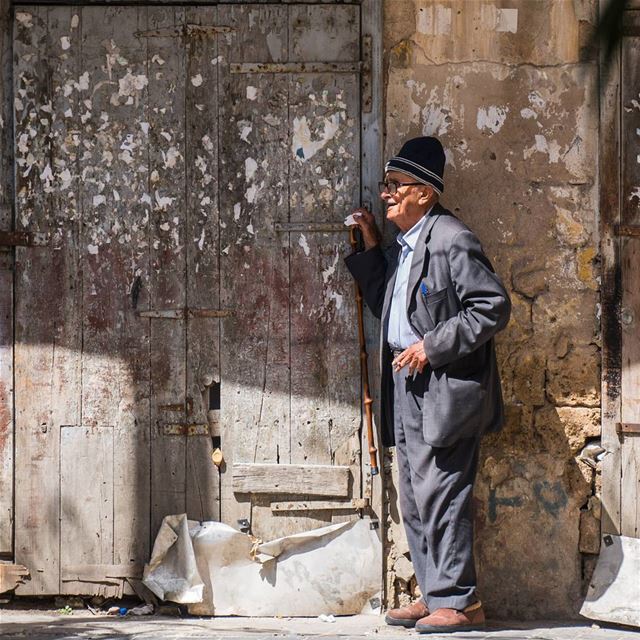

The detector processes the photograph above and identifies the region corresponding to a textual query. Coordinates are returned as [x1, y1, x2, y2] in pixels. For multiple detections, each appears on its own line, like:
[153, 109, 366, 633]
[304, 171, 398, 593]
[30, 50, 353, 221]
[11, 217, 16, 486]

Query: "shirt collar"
[396, 204, 434, 251]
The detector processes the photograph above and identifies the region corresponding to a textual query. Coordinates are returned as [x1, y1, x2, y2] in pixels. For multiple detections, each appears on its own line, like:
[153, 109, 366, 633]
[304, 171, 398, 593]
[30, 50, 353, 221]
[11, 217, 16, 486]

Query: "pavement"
[0, 610, 638, 640]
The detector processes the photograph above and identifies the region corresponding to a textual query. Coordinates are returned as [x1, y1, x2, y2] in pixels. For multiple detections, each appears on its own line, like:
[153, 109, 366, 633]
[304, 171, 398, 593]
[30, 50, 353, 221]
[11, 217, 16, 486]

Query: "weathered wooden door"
[12, 3, 375, 596]
[602, 12, 640, 539]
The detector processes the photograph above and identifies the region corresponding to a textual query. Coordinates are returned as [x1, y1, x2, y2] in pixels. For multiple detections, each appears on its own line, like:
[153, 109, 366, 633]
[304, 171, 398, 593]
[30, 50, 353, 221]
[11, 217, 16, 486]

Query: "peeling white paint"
[247, 223, 254, 235]
[211, 56, 223, 65]
[197, 228, 205, 251]
[155, 191, 175, 210]
[245, 157, 258, 181]
[630, 187, 640, 203]
[520, 108, 537, 120]
[524, 134, 561, 163]
[421, 105, 451, 137]
[246, 86, 258, 101]
[87, 244, 99, 255]
[496, 8, 518, 33]
[140, 122, 150, 135]
[118, 72, 148, 97]
[71, 14, 79, 29]
[298, 234, 310, 257]
[60, 36, 71, 50]
[329, 291, 343, 310]
[416, 5, 451, 35]
[16, 12, 33, 27]
[202, 134, 214, 153]
[292, 114, 340, 162]
[77, 72, 90, 91]
[191, 74, 203, 87]
[239, 121, 252, 142]
[477, 106, 508, 134]
[234, 203, 241, 221]
[93, 195, 106, 206]
[152, 54, 165, 66]
[322, 250, 340, 284]
[162, 146, 182, 169]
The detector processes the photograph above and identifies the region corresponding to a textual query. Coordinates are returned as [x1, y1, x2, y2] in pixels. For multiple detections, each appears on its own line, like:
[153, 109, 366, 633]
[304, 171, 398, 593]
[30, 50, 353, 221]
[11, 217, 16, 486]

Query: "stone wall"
[382, 0, 602, 619]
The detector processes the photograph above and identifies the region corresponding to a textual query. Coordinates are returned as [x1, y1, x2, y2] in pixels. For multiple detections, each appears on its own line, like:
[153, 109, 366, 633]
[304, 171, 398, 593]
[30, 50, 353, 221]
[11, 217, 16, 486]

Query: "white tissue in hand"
[344, 213, 361, 226]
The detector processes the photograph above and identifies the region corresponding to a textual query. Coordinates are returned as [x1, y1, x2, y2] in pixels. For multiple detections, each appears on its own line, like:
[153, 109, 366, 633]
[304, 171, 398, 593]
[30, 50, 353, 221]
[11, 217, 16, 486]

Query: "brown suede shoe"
[384, 599, 429, 628]
[415, 601, 485, 634]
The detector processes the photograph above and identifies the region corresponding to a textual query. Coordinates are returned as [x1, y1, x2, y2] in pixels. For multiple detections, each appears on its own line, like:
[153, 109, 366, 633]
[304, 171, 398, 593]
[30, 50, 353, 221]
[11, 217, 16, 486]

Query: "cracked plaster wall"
[382, 0, 602, 619]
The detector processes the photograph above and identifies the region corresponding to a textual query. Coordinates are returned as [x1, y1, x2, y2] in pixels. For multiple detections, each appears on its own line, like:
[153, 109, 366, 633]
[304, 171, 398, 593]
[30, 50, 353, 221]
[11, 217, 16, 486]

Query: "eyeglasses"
[378, 180, 424, 195]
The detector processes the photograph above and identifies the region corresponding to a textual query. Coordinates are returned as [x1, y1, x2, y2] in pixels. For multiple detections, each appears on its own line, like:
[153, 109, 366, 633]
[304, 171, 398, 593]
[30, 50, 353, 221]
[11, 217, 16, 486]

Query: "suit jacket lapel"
[381, 243, 400, 338]
[405, 205, 442, 315]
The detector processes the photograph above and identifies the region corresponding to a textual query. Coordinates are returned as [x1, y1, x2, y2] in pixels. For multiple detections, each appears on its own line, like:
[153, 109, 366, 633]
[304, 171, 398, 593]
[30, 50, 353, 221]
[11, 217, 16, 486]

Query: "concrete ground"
[0, 610, 638, 640]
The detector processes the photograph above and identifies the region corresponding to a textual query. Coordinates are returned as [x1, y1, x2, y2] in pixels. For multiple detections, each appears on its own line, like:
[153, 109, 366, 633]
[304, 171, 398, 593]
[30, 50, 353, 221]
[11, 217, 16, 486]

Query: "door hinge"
[161, 423, 210, 436]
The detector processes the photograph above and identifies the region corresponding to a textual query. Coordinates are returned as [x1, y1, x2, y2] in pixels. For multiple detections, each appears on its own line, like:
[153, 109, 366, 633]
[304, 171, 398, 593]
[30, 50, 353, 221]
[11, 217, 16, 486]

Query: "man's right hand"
[350, 207, 381, 250]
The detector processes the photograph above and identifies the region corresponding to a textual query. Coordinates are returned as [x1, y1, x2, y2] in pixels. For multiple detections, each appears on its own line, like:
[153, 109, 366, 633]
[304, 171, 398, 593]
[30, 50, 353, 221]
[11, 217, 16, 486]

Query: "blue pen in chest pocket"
[420, 282, 429, 297]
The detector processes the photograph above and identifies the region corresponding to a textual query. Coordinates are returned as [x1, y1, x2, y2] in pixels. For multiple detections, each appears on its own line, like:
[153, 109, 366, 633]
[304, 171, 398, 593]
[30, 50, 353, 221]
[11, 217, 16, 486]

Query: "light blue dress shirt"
[387, 210, 432, 350]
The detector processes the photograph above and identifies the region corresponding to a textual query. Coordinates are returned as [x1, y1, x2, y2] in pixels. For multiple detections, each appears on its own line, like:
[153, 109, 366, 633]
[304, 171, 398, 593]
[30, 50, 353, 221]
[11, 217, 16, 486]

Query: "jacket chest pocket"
[424, 286, 456, 326]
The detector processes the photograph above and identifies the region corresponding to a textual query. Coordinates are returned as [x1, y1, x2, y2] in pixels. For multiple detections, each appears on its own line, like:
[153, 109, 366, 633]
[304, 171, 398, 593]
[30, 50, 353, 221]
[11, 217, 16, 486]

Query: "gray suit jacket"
[345, 203, 511, 448]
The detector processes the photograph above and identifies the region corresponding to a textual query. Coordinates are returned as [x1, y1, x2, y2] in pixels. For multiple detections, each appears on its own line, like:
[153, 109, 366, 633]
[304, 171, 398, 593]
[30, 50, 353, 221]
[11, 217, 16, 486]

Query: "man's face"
[380, 170, 434, 232]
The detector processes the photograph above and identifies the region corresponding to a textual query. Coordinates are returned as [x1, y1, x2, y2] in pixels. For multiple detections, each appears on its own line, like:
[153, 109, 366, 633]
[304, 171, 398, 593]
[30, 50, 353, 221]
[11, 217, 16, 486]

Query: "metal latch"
[615, 422, 640, 435]
[614, 224, 640, 238]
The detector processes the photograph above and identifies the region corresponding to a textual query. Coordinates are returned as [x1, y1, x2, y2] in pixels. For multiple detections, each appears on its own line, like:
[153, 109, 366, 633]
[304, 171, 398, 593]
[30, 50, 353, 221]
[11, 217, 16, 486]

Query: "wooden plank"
[217, 3, 290, 537]
[14, 5, 83, 595]
[360, 0, 384, 533]
[271, 499, 368, 512]
[60, 426, 114, 593]
[0, 0, 13, 555]
[620, 33, 640, 538]
[73, 6, 150, 593]
[599, 0, 622, 536]
[232, 463, 350, 497]
[184, 4, 220, 523]
[148, 5, 188, 538]
[61, 563, 143, 581]
[287, 3, 361, 529]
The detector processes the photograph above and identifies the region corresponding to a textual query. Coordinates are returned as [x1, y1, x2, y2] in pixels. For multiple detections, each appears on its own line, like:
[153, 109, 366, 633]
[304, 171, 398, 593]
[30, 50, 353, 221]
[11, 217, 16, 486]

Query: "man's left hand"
[392, 341, 429, 375]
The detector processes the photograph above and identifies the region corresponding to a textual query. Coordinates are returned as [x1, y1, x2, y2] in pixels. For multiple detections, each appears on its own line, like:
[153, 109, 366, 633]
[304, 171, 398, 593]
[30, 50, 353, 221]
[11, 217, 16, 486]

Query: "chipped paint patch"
[191, 74, 203, 87]
[60, 36, 71, 50]
[245, 158, 258, 181]
[416, 5, 452, 35]
[298, 234, 310, 257]
[292, 114, 340, 161]
[477, 106, 508, 134]
[246, 86, 258, 101]
[497, 8, 518, 33]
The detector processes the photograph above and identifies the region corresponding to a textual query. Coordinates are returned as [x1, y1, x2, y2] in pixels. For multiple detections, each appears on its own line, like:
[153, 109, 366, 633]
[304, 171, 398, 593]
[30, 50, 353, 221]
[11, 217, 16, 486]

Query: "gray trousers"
[393, 367, 480, 611]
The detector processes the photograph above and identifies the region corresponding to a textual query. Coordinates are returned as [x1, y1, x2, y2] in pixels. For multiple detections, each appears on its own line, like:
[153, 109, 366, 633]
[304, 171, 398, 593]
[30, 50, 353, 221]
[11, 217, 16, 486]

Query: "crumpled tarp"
[143, 515, 382, 616]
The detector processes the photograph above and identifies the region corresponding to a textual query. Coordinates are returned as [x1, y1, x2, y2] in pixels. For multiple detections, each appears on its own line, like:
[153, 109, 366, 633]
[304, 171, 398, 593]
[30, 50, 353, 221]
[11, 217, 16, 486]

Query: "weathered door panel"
[217, 3, 362, 540]
[619, 32, 640, 537]
[14, 6, 82, 595]
[217, 3, 292, 537]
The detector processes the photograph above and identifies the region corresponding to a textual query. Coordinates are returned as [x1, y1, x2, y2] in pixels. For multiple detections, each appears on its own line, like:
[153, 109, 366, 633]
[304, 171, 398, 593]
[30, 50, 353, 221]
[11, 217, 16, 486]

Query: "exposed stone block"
[546, 345, 600, 407]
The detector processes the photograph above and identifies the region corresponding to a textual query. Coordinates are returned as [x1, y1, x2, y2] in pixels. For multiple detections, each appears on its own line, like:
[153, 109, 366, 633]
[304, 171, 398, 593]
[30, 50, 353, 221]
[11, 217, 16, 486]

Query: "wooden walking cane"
[349, 226, 379, 476]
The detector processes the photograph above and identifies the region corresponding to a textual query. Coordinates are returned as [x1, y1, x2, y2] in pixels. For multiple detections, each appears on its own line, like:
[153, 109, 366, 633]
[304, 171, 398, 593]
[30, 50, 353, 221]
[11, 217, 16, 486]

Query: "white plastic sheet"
[143, 515, 382, 617]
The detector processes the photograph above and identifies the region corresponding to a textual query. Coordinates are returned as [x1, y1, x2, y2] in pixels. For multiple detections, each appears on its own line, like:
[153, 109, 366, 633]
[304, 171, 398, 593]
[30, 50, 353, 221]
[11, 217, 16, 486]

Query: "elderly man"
[345, 136, 511, 634]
